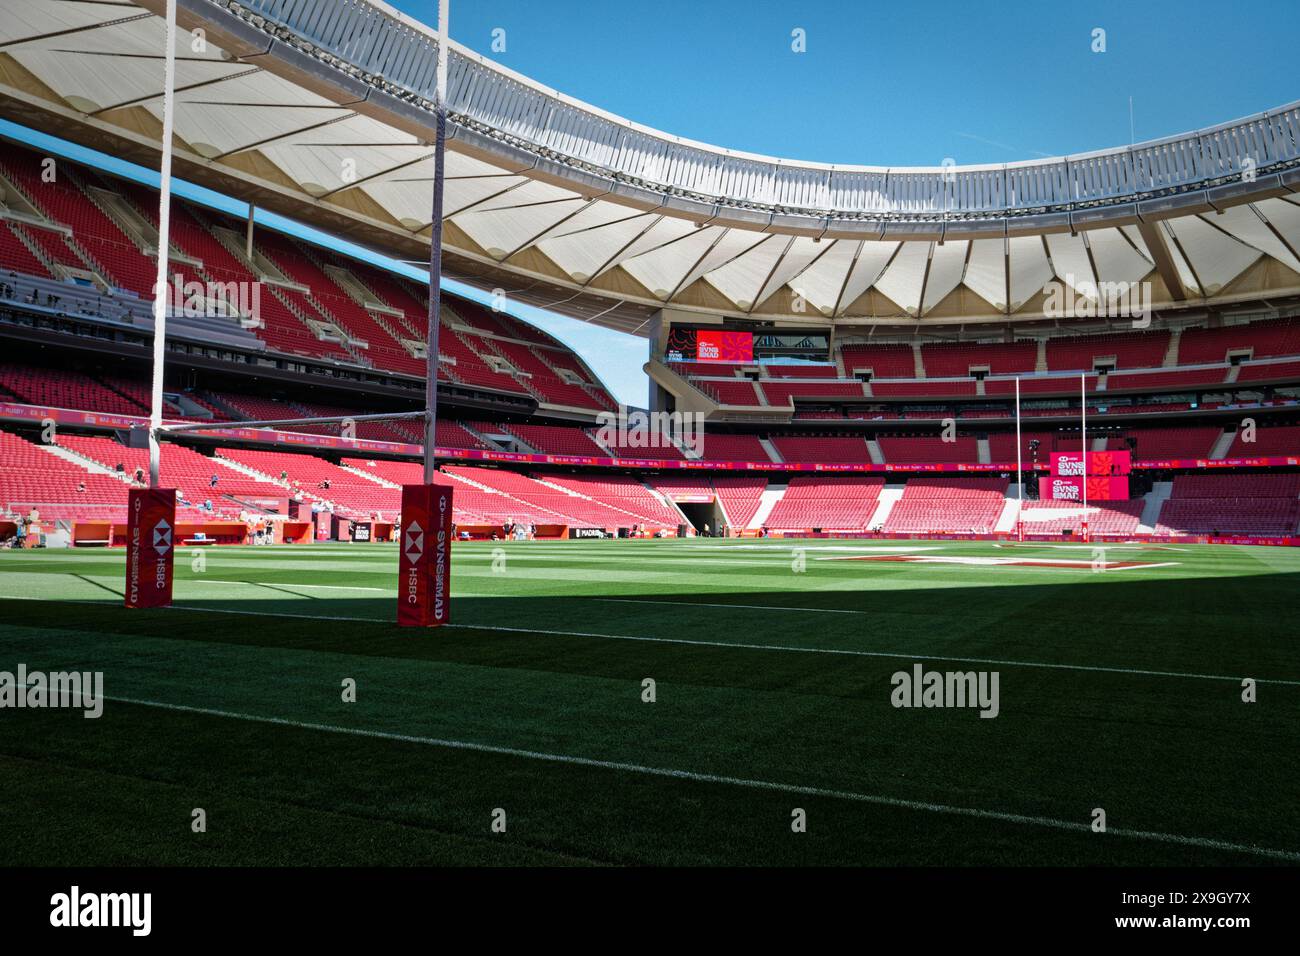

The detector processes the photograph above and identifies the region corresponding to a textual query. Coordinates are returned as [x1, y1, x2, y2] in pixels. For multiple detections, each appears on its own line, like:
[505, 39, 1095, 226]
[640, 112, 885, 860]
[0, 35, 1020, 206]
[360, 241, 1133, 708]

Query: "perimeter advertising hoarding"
[398, 484, 453, 627]
[124, 487, 175, 608]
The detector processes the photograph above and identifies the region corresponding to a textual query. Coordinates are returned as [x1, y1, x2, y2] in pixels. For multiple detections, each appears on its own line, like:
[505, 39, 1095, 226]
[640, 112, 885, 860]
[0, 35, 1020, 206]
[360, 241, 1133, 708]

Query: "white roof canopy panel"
[0, 0, 1297, 335]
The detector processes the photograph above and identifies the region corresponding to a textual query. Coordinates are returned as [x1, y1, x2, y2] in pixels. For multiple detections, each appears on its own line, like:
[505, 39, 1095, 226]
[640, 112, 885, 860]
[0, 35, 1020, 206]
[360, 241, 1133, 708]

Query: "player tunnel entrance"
[676, 500, 727, 536]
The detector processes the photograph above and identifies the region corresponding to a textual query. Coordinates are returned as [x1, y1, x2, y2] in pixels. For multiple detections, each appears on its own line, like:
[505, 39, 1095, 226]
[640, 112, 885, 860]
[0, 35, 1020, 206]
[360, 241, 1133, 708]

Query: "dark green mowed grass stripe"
[1, 539, 1298, 865]
[0, 703, 1286, 867]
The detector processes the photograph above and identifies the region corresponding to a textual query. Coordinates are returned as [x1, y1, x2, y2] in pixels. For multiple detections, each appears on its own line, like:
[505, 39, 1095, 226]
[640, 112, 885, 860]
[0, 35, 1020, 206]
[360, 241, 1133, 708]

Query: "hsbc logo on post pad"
[398, 486, 453, 628]
[125, 488, 175, 609]
[404, 521, 424, 564]
[153, 519, 172, 556]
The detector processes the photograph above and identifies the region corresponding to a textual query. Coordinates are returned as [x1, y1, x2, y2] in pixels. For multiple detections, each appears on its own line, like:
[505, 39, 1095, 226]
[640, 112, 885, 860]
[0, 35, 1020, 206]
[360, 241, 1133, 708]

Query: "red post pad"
[125, 487, 176, 609]
[398, 484, 453, 627]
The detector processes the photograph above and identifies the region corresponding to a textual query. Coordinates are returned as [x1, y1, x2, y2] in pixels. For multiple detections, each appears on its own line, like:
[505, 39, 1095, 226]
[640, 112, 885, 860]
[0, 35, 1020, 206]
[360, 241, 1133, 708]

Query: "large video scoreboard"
[1048, 451, 1130, 501]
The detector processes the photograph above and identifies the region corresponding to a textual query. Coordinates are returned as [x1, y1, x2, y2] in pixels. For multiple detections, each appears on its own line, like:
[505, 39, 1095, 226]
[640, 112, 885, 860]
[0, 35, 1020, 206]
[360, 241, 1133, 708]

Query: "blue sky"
[7, 0, 1299, 405]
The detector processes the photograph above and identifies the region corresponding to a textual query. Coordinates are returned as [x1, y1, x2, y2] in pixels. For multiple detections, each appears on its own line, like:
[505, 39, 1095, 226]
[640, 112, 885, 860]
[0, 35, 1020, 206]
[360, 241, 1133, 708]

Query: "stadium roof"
[2, 0, 1300, 335]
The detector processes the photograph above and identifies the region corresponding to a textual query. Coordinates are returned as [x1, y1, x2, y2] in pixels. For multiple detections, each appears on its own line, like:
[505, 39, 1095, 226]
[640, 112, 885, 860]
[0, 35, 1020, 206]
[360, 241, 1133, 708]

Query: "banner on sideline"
[3, 402, 1297, 474]
[125, 487, 175, 609]
[398, 484, 453, 628]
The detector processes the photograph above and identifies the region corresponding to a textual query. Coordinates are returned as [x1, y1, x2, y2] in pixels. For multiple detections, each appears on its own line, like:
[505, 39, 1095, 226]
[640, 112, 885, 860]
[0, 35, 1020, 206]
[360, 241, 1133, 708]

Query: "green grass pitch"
[1, 538, 1298, 866]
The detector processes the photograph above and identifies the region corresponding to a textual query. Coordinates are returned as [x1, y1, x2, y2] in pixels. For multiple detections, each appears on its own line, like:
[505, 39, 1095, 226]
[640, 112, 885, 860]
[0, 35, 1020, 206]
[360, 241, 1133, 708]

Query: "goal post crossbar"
[156, 410, 426, 436]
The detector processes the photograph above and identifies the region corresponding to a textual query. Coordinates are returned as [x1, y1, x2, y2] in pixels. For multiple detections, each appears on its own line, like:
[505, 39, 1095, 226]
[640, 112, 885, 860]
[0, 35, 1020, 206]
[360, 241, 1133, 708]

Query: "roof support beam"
[90, 67, 262, 117]
[0, 13, 152, 50]
[1136, 220, 1187, 301]
[210, 111, 355, 160]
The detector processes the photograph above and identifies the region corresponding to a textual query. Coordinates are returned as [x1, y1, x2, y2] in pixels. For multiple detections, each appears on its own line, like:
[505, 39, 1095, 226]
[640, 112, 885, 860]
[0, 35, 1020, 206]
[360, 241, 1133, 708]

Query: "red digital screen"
[1048, 476, 1130, 501]
[1050, 450, 1131, 477]
[695, 330, 753, 363]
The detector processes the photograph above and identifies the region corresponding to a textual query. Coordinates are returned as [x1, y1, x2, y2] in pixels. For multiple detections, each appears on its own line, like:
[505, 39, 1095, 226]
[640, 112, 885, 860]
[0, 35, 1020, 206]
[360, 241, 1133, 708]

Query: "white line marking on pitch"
[7, 596, 1299, 688]
[75, 690, 1300, 864]
[196, 580, 389, 592]
[597, 597, 867, 615]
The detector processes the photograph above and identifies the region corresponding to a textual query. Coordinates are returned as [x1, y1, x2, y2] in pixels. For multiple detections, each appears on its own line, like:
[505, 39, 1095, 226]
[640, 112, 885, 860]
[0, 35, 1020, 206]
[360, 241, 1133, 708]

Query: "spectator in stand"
[134, 467, 145, 484]
[210, 473, 219, 488]
[77, 481, 86, 494]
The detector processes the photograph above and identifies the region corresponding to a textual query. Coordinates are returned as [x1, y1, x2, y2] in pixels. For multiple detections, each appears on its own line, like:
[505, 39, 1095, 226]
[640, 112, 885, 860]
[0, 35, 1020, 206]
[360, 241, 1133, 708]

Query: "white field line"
[51, 687, 1300, 864]
[12, 596, 1291, 689]
[597, 597, 866, 615]
[198, 581, 390, 592]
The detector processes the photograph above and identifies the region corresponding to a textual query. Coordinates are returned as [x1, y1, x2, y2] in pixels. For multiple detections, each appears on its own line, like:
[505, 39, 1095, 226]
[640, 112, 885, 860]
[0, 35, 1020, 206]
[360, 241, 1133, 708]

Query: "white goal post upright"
[1081, 372, 1088, 539]
[148, 0, 179, 488]
[397, 0, 454, 628]
[1015, 376, 1022, 540]
[422, 0, 450, 484]
[125, 0, 179, 610]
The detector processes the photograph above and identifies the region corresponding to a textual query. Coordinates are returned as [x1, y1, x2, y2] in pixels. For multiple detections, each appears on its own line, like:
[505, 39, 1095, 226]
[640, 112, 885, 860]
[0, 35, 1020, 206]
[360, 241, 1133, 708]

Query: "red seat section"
[1227, 425, 1300, 457]
[0, 364, 146, 416]
[1016, 498, 1144, 535]
[1156, 473, 1300, 535]
[920, 340, 1038, 376]
[712, 475, 768, 528]
[0, 153, 156, 296]
[882, 476, 1008, 534]
[771, 435, 872, 462]
[1045, 331, 1170, 371]
[0, 223, 53, 278]
[1105, 368, 1227, 390]
[61, 434, 288, 514]
[0, 428, 135, 523]
[1179, 318, 1300, 364]
[698, 433, 769, 462]
[696, 379, 765, 405]
[872, 379, 977, 397]
[877, 435, 979, 464]
[763, 475, 885, 530]
[840, 344, 914, 378]
[501, 423, 606, 456]
[215, 447, 395, 518]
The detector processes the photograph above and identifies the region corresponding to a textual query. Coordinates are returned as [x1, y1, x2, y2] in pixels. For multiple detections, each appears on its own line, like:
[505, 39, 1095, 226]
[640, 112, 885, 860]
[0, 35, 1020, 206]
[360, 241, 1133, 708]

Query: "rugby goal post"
[126, 0, 456, 628]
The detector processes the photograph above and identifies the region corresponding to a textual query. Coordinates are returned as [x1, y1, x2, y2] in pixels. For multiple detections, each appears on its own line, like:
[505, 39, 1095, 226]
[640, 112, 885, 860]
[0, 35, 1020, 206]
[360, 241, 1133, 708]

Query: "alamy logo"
[1043, 275, 1151, 328]
[50, 886, 150, 936]
[595, 406, 705, 457]
[0, 665, 103, 718]
[890, 664, 1000, 718]
[156, 273, 262, 329]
